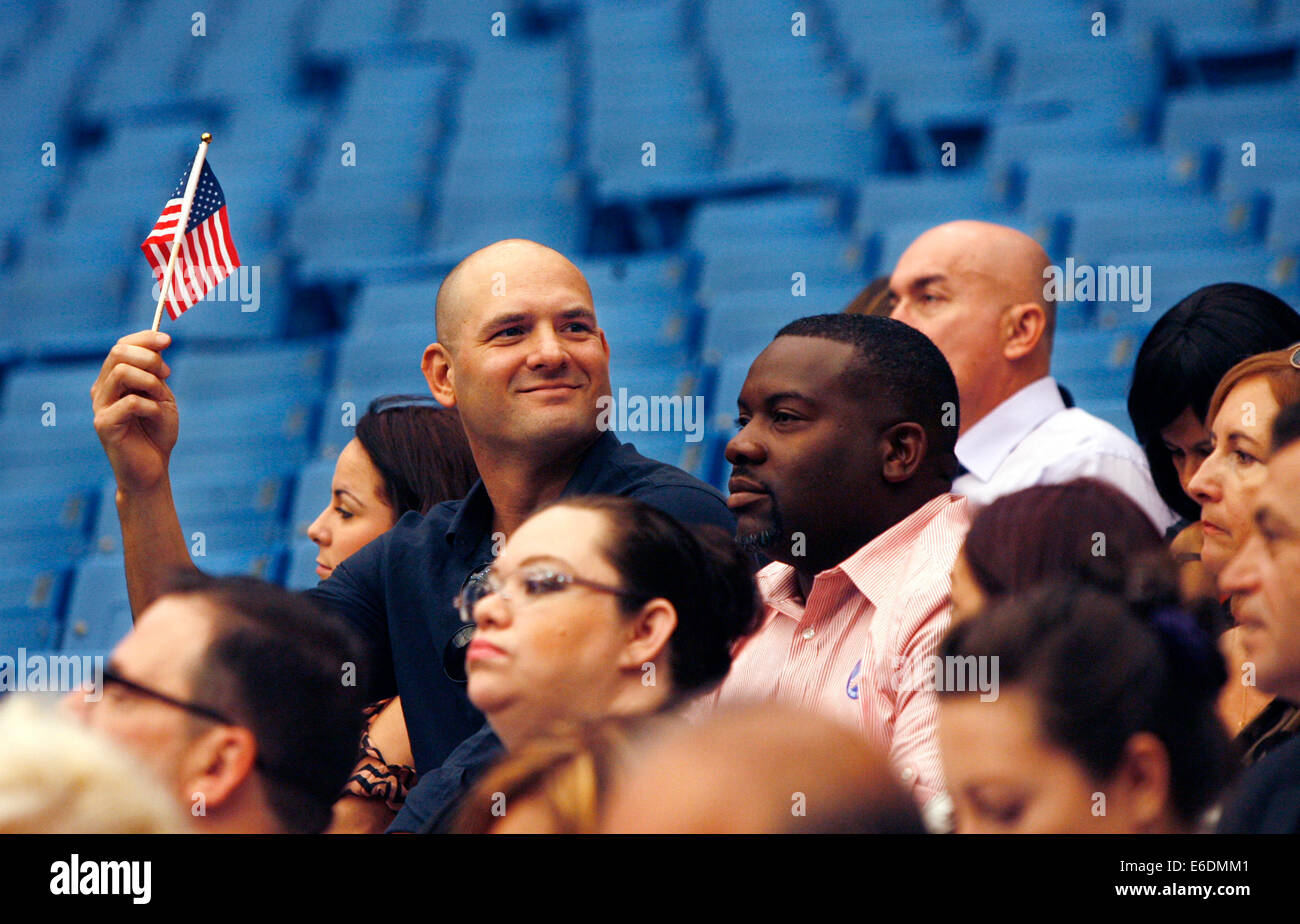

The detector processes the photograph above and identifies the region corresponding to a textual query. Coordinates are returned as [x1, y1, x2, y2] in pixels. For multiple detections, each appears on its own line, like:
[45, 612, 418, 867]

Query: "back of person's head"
[601, 703, 926, 834]
[1128, 283, 1300, 521]
[166, 572, 368, 834]
[547, 496, 761, 697]
[354, 396, 478, 515]
[774, 313, 960, 471]
[959, 478, 1164, 609]
[843, 275, 895, 316]
[1206, 346, 1300, 442]
[939, 571, 1234, 831]
[1275, 399, 1300, 452]
[453, 717, 642, 833]
[0, 697, 189, 833]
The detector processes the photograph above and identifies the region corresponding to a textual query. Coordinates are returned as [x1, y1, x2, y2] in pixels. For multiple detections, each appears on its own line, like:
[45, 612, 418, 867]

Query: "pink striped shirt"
[714, 492, 971, 817]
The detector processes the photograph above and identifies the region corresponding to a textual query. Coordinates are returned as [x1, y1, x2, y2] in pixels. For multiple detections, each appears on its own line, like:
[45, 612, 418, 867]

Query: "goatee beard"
[737, 495, 785, 554]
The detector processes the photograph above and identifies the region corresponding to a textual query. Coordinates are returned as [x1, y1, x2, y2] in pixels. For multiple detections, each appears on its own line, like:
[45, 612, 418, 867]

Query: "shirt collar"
[955, 376, 1064, 482]
[444, 430, 620, 554]
[756, 493, 960, 609]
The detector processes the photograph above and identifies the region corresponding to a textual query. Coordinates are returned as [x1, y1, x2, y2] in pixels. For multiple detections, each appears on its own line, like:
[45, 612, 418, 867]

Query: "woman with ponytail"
[936, 569, 1236, 833]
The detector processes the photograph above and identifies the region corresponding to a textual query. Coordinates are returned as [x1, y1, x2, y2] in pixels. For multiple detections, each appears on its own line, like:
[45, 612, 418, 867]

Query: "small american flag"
[140, 160, 240, 320]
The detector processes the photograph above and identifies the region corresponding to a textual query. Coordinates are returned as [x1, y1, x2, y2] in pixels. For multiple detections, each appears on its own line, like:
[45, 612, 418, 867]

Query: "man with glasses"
[91, 239, 733, 831]
[66, 572, 366, 834]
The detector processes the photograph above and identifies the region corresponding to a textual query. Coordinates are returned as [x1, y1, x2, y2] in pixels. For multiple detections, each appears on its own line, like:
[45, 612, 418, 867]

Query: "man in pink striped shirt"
[715, 314, 972, 829]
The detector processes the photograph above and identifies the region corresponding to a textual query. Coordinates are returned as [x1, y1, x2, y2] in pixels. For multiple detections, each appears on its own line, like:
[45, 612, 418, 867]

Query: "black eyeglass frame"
[101, 665, 237, 726]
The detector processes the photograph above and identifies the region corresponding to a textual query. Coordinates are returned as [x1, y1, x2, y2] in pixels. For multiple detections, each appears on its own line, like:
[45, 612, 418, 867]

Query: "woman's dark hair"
[939, 569, 1236, 827]
[1128, 283, 1300, 522]
[961, 478, 1164, 604]
[354, 396, 478, 516]
[547, 495, 762, 696]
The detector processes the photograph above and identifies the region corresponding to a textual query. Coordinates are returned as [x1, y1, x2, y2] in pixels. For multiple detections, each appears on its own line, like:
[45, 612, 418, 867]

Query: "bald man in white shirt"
[889, 220, 1175, 531]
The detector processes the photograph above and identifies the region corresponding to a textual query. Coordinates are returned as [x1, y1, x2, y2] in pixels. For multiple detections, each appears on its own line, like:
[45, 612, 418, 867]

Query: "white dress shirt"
[954, 376, 1177, 532]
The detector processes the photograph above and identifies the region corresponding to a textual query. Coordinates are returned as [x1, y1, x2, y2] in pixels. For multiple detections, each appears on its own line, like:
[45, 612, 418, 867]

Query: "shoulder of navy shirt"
[1217, 728, 1300, 834]
[305, 431, 734, 773]
[388, 724, 505, 833]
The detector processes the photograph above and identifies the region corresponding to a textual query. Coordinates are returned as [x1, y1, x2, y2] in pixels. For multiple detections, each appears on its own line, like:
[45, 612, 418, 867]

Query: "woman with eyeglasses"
[310, 396, 479, 833]
[398, 494, 761, 833]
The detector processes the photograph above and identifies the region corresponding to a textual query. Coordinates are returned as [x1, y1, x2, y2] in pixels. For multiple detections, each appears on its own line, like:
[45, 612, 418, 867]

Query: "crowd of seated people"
[7, 223, 1300, 835]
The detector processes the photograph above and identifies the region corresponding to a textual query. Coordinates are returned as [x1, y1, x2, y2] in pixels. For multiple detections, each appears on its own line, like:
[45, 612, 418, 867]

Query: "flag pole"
[151, 132, 213, 332]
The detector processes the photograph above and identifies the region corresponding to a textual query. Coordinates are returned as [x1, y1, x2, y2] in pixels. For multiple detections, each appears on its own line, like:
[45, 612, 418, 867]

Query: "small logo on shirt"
[846, 659, 861, 700]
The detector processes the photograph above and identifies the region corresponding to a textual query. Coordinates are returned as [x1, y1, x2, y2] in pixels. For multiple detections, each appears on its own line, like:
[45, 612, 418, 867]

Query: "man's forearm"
[115, 479, 199, 618]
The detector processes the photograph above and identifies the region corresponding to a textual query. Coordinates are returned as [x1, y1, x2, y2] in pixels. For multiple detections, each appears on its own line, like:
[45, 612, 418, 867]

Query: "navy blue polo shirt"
[306, 430, 734, 774]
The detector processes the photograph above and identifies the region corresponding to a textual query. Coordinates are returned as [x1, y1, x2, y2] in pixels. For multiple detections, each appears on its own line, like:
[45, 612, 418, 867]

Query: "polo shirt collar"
[443, 430, 621, 554]
[955, 376, 1064, 482]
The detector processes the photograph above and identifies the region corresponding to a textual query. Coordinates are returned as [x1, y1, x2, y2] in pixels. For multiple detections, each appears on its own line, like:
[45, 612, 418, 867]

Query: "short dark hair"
[547, 496, 762, 696]
[167, 572, 368, 834]
[1128, 283, 1300, 522]
[1274, 400, 1300, 453]
[354, 398, 478, 516]
[940, 578, 1235, 827]
[962, 478, 1164, 605]
[774, 313, 960, 464]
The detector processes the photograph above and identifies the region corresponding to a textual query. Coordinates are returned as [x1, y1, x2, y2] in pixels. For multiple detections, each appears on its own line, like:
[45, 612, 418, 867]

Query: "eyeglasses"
[454, 564, 641, 624]
[100, 666, 303, 788]
[101, 666, 238, 726]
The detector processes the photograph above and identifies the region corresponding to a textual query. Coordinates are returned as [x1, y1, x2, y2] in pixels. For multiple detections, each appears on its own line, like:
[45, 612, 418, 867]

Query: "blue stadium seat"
[1099, 247, 1298, 322]
[0, 359, 103, 428]
[334, 324, 437, 393]
[1266, 182, 1300, 253]
[1053, 328, 1146, 384]
[1064, 198, 1241, 264]
[1161, 83, 1300, 153]
[289, 459, 335, 541]
[59, 557, 132, 655]
[348, 278, 445, 331]
[285, 539, 323, 591]
[0, 568, 69, 656]
[165, 341, 329, 408]
[61, 548, 284, 653]
[853, 175, 1008, 245]
[693, 238, 865, 307]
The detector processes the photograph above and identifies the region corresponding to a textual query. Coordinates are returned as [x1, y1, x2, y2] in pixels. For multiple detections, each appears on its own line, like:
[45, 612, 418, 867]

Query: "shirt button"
[801, 627, 815, 640]
[900, 767, 917, 783]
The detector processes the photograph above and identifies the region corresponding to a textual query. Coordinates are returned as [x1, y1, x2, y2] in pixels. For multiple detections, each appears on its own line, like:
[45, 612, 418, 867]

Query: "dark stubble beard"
[737, 491, 787, 555]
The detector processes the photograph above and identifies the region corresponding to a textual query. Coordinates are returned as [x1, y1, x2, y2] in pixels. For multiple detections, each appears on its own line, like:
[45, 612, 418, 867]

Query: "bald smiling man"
[889, 221, 1174, 531]
[91, 239, 734, 830]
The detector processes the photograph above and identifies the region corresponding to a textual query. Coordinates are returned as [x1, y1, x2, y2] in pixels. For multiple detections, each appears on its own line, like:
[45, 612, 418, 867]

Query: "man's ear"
[880, 421, 927, 483]
[422, 342, 457, 407]
[1002, 302, 1047, 362]
[181, 725, 259, 813]
[618, 598, 678, 676]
